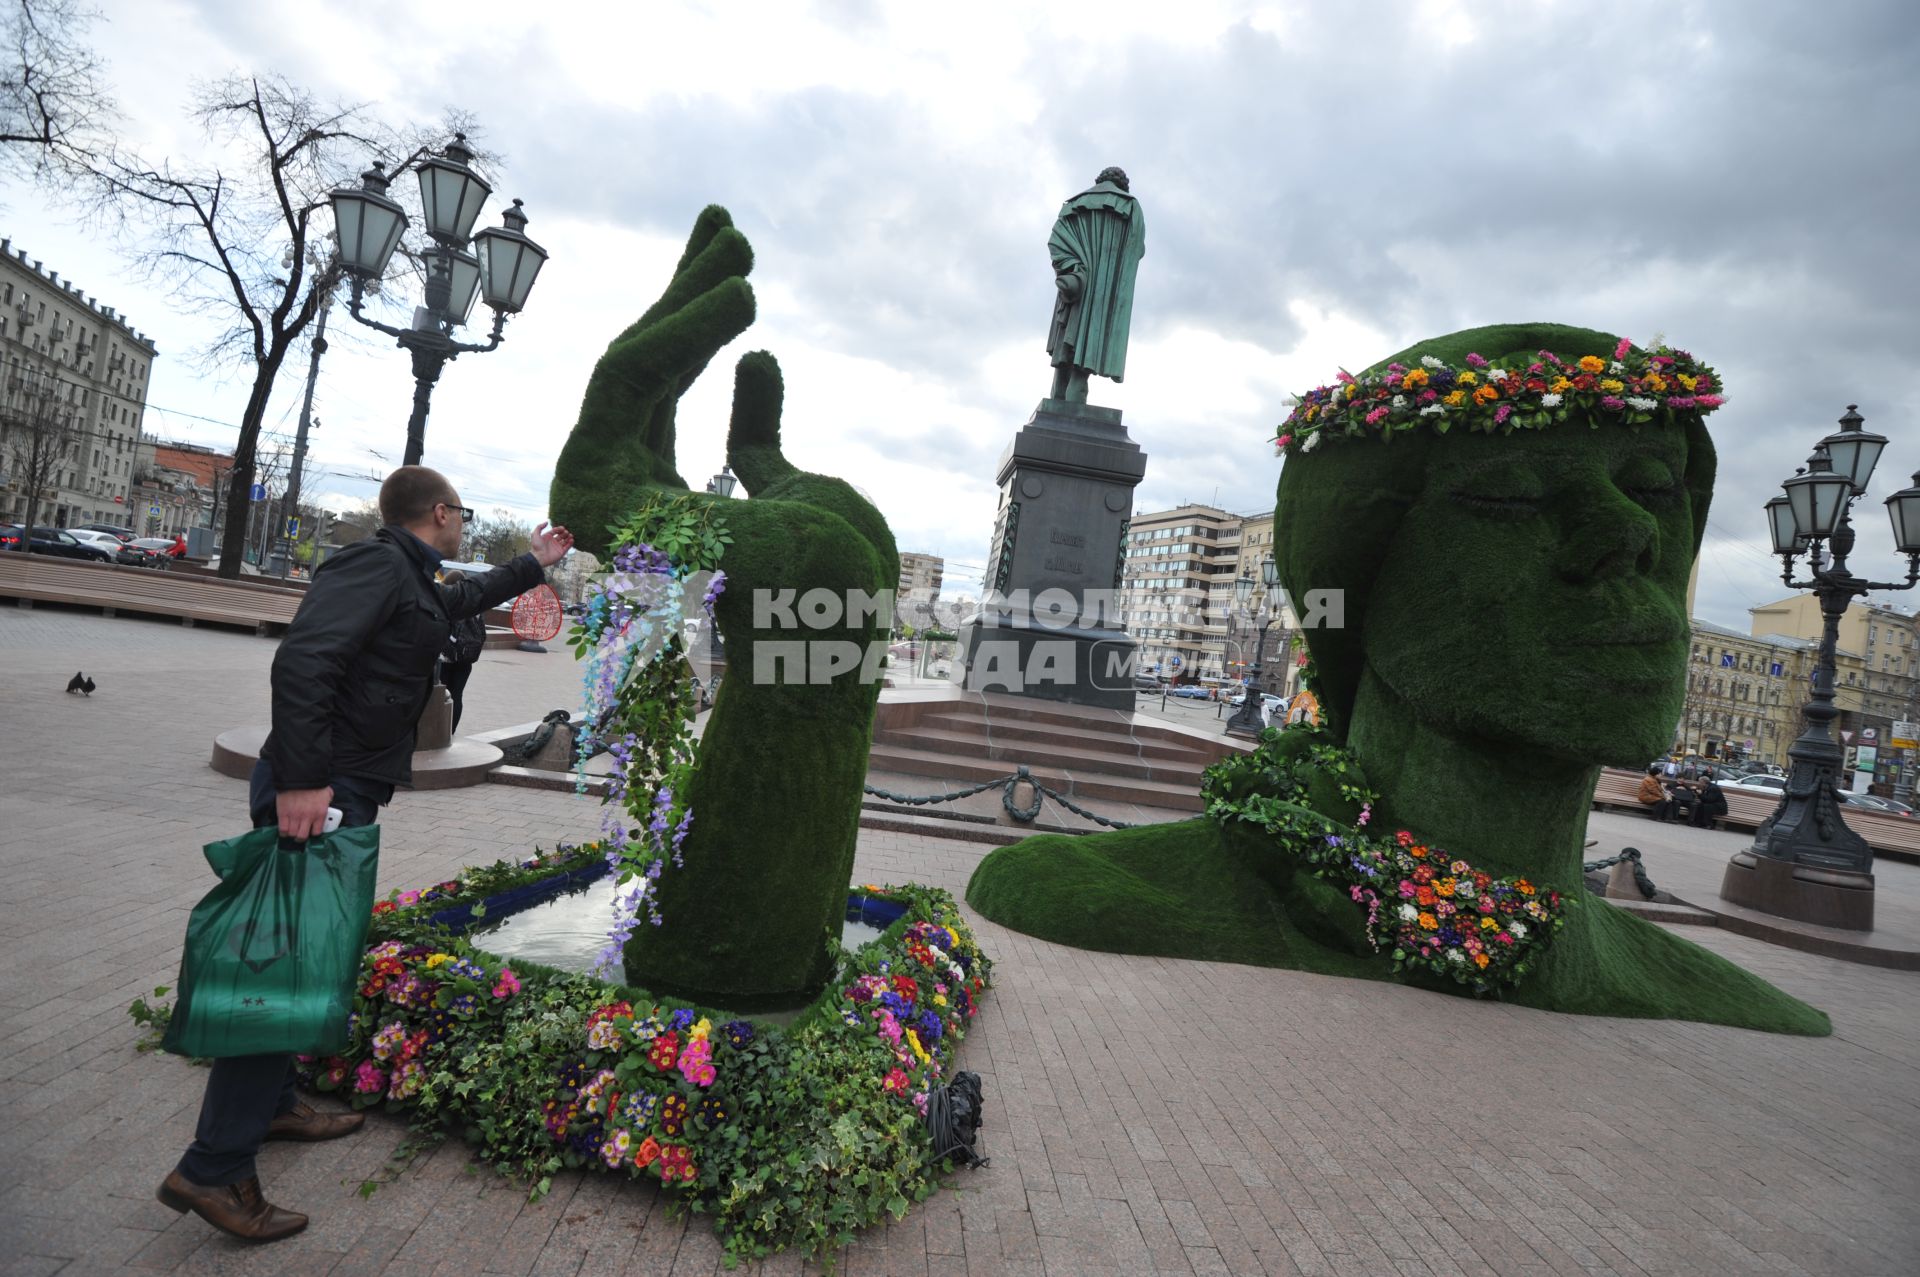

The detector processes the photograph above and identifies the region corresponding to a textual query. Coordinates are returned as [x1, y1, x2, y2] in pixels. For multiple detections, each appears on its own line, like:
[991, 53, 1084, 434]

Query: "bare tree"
[79, 74, 484, 577]
[463, 506, 532, 564]
[0, 0, 116, 181]
[0, 362, 80, 540]
[327, 500, 382, 547]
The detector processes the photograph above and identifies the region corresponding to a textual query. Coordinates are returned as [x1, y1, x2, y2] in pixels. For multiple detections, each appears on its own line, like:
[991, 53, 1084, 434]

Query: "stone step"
[864, 742, 1206, 814]
[856, 806, 1032, 846]
[915, 710, 1221, 763]
[873, 724, 1214, 785]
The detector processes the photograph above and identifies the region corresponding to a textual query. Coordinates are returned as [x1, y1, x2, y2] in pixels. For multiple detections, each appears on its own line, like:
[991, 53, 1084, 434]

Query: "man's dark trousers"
[173, 761, 389, 1187]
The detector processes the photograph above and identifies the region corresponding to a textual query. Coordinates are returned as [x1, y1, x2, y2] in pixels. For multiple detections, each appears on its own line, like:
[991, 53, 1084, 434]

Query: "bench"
[1592, 766, 1920, 862]
[0, 553, 304, 634]
[3, 553, 533, 648]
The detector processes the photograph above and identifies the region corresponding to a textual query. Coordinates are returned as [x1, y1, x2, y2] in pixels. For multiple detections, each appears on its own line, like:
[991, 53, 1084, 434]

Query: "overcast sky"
[7, 0, 1919, 624]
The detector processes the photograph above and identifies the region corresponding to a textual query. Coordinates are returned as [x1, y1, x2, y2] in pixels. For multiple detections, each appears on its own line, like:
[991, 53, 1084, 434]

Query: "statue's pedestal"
[956, 398, 1146, 711]
[1721, 849, 1875, 931]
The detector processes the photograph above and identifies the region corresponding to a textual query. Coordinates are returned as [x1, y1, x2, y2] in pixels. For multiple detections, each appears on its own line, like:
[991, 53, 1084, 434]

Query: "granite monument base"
[1720, 849, 1875, 931]
[956, 397, 1148, 711]
[956, 614, 1137, 711]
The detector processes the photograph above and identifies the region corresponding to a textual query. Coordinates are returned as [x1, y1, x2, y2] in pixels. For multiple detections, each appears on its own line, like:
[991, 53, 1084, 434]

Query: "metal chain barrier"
[865, 764, 1137, 830]
[502, 709, 575, 761]
[1581, 845, 1658, 900]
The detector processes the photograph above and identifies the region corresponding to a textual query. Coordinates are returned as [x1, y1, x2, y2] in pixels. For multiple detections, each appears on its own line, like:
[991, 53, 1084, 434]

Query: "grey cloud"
[163, 1, 1920, 627]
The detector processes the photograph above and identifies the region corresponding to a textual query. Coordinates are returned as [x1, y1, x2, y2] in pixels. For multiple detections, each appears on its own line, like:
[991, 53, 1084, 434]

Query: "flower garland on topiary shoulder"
[1201, 663, 1565, 993]
[568, 493, 732, 975]
[1273, 337, 1723, 455]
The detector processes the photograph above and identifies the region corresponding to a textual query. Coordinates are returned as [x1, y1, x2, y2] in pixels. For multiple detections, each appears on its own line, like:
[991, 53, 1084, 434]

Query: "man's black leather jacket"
[261, 527, 543, 788]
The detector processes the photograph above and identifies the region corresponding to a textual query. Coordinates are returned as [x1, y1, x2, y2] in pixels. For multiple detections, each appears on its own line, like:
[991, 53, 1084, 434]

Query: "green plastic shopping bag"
[163, 824, 381, 1058]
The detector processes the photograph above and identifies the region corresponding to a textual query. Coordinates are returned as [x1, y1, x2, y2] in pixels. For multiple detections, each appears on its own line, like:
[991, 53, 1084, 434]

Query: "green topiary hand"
[551, 208, 897, 1008]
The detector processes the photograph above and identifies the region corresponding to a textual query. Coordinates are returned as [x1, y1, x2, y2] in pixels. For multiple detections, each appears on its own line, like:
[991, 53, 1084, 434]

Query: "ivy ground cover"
[297, 844, 993, 1265]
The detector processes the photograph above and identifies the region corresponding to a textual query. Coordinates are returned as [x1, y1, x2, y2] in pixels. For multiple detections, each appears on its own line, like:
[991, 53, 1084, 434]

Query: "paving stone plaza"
[2, 607, 1917, 1276]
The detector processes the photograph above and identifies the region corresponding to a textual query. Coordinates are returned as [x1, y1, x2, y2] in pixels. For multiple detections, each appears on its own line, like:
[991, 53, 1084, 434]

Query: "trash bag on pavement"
[162, 824, 380, 1058]
[924, 1069, 989, 1168]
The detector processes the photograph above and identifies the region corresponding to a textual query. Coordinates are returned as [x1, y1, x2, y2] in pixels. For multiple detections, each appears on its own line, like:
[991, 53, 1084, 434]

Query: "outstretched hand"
[530, 522, 575, 567]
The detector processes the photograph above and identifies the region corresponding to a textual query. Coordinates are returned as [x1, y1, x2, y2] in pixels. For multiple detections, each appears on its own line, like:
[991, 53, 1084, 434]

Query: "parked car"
[1841, 792, 1916, 817]
[2, 525, 112, 562]
[79, 522, 137, 541]
[1719, 773, 1788, 797]
[67, 528, 139, 563]
[112, 540, 166, 566]
[1168, 684, 1210, 699]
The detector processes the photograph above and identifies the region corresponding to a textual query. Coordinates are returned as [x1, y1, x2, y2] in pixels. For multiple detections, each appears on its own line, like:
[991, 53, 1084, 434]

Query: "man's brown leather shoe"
[266, 1100, 364, 1142]
[156, 1170, 308, 1242]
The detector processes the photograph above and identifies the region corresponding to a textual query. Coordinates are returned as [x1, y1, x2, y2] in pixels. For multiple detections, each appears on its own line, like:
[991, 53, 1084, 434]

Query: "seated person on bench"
[1688, 770, 1730, 828]
[1637, 765, 1674, 822]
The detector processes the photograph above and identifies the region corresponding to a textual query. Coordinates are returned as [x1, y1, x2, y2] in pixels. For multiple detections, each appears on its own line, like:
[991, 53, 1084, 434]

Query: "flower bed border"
[300, 844, 991, 1266]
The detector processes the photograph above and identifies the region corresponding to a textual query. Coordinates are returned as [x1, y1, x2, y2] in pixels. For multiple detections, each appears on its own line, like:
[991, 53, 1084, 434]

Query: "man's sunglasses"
[439, 502, 476, 522]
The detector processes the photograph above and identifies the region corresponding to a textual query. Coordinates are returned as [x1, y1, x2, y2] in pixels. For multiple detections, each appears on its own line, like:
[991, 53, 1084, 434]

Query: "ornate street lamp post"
[328, 136, 549, 467]
[704, 465, 738, 497]
[1723, 405, 1920, 931]
[1224, 558, 1283, 739]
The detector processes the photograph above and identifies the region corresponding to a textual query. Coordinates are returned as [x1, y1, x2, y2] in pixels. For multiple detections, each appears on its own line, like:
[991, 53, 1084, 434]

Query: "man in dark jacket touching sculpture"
[157, 465, 573, 1242]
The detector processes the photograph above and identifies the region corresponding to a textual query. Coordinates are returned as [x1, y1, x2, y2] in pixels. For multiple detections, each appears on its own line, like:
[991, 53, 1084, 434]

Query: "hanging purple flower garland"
[569, 542, 725, 975]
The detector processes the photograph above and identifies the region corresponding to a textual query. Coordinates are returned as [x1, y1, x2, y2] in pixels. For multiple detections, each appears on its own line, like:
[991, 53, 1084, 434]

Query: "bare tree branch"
[0, 0, 116, 181]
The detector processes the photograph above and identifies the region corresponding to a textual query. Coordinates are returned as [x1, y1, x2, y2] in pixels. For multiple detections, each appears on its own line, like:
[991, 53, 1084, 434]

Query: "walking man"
[157, 466, 573, 1241]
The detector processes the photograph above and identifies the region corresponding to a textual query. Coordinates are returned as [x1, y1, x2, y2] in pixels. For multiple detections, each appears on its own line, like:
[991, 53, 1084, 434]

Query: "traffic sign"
[1893, 721, 1919, 749]
[285, 516, 301, 538]
[148, 505, 161, 516]
[249, 482, 268, 502]
[1863, 727, 1878, 741]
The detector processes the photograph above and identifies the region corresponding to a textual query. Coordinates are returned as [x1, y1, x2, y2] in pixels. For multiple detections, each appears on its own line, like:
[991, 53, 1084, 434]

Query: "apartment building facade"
[1117, 503, 1296, 693]
[0, 240, 158, 529]
[1745, 594, 1918, 788]
[896, 551, 945, 628]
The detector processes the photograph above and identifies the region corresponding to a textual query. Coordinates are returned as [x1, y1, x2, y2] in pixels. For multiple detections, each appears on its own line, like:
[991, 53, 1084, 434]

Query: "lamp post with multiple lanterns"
[1223, 558, 1284, 739]
[1723, 405, 1920, 931]
[328, 135, 548, 467]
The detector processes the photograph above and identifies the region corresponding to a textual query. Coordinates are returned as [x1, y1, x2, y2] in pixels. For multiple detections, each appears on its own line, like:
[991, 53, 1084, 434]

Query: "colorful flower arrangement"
[1297, 823, 1561, 987]
[1272, 339, 1724, 455]
[365, 842, 603, 921]
[1202, 722, 1565, 991]
[539, 894, 988, 1193]
[273, 852, 991, 1265]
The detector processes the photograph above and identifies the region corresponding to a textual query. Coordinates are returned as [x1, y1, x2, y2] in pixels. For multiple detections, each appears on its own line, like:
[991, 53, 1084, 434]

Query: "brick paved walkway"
[2, 607, 1917, 1276]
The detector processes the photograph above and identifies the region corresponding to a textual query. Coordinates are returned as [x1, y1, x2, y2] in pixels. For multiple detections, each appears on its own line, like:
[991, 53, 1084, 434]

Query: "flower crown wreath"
[1272, 337, 1724, 455]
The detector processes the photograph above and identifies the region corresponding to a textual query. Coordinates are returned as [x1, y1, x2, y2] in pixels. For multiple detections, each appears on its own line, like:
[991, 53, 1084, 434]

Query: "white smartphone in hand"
[322, 807, 343, 834]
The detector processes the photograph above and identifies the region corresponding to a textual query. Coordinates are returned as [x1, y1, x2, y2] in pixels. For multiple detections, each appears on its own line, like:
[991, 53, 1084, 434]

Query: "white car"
[1719, 773, 1788, 797]
[66, 528, 126, 557]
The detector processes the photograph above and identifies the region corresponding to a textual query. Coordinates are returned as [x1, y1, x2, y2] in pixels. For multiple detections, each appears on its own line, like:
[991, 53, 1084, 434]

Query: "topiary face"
[1274, 323, 1715, 767]
[1357, 421, 1700, 765]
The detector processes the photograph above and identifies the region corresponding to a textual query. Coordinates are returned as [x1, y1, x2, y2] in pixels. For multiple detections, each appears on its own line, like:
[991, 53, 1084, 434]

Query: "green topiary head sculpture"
[968, 322, 1830, 1034]
[1273, 322, 1715, 774]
